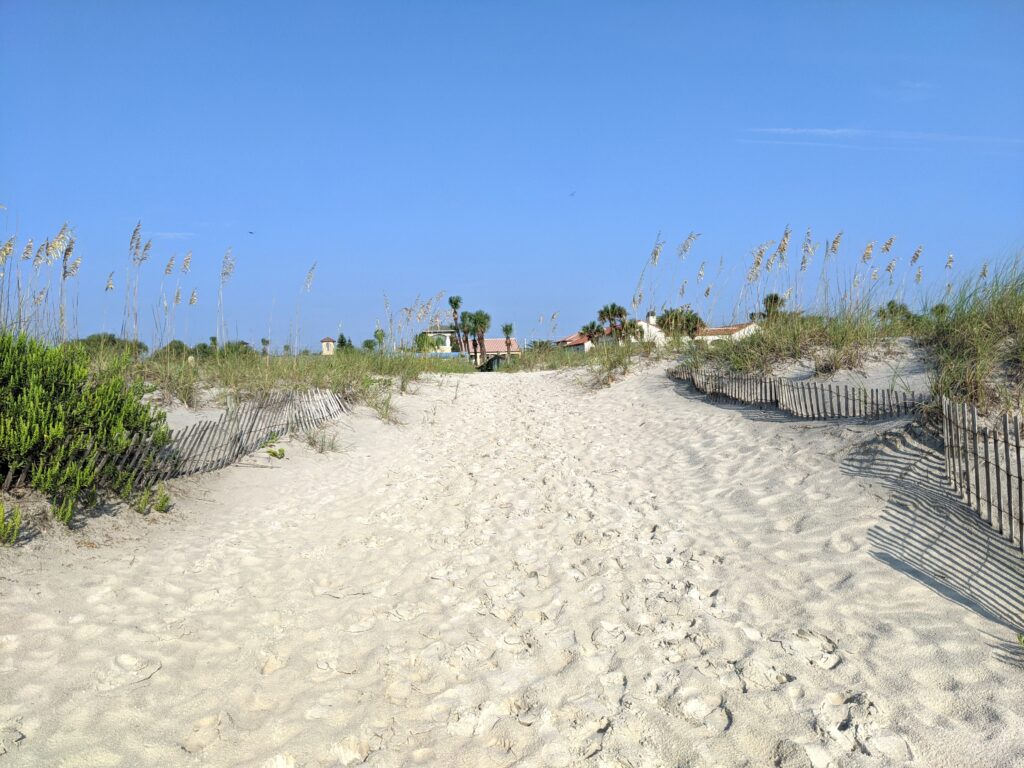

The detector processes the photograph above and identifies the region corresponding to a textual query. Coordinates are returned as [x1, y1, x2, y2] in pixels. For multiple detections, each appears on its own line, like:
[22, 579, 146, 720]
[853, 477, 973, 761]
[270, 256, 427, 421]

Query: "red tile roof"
[698, 322, 757, 337]
[321, 337, 336, 343]
[558, 332, 590, 346]
[478, 337, 521, 354]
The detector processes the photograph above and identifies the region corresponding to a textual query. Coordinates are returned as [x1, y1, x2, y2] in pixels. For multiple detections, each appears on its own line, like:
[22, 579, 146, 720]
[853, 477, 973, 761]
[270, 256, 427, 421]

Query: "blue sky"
[2, 1, 1022, 348]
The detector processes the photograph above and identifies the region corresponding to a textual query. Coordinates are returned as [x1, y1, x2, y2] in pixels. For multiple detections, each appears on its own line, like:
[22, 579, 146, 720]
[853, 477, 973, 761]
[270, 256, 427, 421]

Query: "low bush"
[0, 332, 169, 525]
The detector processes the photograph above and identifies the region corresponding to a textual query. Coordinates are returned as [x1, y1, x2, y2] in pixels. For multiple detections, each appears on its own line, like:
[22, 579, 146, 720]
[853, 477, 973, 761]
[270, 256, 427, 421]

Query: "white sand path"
[1, 364, 1023, 767]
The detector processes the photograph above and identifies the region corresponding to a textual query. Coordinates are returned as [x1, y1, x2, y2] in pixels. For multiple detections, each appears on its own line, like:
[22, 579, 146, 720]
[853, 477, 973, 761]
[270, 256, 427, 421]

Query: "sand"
[771, 338, 934, 394]
[2, 363, 1023, 767]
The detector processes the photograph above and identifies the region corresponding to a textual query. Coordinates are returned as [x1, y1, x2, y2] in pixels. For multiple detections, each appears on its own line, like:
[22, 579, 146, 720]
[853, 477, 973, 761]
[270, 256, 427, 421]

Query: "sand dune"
[1, 364, 1022, 767]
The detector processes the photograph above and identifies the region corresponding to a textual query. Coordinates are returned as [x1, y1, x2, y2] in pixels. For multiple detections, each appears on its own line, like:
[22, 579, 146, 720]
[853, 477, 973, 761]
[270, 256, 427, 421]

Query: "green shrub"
[0, 332, 168, 524]
[0, 501, 20, 545]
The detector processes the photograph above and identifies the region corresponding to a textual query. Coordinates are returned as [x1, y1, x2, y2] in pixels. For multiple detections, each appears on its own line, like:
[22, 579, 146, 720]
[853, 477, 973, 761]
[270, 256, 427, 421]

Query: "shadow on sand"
[842, 426, 1024, 650]
[669, 372, 1024, 661]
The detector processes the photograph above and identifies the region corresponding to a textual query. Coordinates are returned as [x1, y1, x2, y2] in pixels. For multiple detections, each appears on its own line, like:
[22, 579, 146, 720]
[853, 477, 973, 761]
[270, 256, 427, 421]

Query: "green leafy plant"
[266, 446, 285, 459]
[0, 332, 168, 525]
[0, 501, 21, 545]
[153, 485, 172, 513]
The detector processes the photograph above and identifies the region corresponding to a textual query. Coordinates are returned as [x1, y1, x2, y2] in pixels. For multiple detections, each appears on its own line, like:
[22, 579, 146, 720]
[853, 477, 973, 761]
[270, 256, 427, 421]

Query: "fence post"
[994, 428, 1004, 536]
[1003, 413, 1014, 546]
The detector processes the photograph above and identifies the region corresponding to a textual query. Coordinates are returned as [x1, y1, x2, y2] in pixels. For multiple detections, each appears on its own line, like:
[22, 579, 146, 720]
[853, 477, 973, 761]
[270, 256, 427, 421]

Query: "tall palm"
[599, 303, 628, 337]
[462, 311, 479, 362]
[501, 323, 514, 358]
[474, 310, 491, 365]
[448, 295, 464, 353]
[762, 292, 785, 321]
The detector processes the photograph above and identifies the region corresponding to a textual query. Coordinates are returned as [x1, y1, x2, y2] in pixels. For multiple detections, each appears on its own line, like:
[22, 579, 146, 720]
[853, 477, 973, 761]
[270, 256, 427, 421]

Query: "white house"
[694, 322, 760, 344]
[593, 312, 668, 347]
[556, 331, 594, 353]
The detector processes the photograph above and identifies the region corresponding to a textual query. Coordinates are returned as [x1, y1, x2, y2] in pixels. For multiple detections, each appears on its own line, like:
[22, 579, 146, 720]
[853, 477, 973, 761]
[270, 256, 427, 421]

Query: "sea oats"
[696, 261, 705, 283]
[910, 245, 923, 265]
[33, 288, 47, 306]
[704, 285, 711, 298]
[945, 253, 954, 270]
[189, 288, 198, 306]
[769, 225, 791, 270]
[915, 267, 923, 284]
[650, 232, 664, 267]
[221, 248, 236, 284]
[677, 231, 700, 259]
[105, 272, 115, 291]
[871, 267, 879, 281]
[747, 241, 772, 282]
[20, 239, 33, 261]
[679, 280, 687, 298]
[65, 257, 81, 278]
[881, 236, 896, 254]
[164, 255, 175, 276]
[861, 241, 874, 263]
[303, 261, 316, 292]
[980, 262, 988, 279]
[181, 251, 192, 274]
[33, 242, 46, 268]
[0, 236, 13, 265]
[138, 239, 152, 266]
[129, 221, 142, 256]
[829, 231, 843, 255]
[174, 285, 182, 305]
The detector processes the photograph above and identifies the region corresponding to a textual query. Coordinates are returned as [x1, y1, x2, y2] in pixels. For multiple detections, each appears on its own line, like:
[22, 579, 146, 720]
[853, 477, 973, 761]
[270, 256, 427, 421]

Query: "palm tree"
[501, 323, 514, 358]
[763, 292, 785, 320]
[448, 295, 464, 354]
[658, 306, 705, 338]
[260, 337, 270, 356]
[599, 303, 628, 337]
[461, 311, 479, 363]
[474, 311, 491, 365]
[623, 318, 643, 342]
[580, 321, 604, 343]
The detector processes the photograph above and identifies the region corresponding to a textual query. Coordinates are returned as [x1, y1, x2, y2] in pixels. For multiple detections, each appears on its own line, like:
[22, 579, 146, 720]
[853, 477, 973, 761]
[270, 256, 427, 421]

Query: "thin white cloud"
[151, 231, 196, 240]
[748, 128, 1024, 146]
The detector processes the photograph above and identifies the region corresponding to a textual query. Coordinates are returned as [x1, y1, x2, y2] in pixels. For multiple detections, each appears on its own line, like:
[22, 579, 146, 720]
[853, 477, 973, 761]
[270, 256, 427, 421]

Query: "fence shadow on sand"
[842, 427, 1024, 637]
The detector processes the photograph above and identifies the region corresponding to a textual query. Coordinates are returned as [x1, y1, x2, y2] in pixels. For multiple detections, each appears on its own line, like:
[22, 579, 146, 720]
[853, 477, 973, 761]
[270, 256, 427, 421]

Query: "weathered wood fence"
[677, 366, 1024, 555]
[681, 367, 932, 420]
[2, 388, 348, 495]
[941, 397, 1023, 553]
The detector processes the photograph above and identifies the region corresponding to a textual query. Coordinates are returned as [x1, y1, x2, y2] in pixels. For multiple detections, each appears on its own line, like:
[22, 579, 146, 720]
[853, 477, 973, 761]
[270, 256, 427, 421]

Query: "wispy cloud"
[151, 231, 196, 240]
[748, 127, 1024, 146]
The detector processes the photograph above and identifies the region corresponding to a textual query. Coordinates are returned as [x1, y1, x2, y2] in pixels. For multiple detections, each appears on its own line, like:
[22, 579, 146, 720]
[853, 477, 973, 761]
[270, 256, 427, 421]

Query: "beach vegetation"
[0, 500, 21, 545]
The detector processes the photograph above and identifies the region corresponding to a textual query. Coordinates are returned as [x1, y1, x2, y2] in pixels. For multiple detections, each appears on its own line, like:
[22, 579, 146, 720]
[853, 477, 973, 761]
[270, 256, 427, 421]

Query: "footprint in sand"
[737, 656, 794, 691]
[664, 687, 732, 733]
[181, 711, 234, 754]
[815, 692, 914, 762]
[779, 629, 841, 670]
[95, 654, 162, 692]
[345, 615, 376, 633]
[0, 724, 25, 756]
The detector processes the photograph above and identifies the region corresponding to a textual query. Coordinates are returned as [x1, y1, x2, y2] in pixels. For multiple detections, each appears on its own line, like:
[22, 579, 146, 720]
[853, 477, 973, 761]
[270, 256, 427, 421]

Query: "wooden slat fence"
[680, 366, 931, 420]
[941, 397, 1023, 554]
[3, 388, 349, 496]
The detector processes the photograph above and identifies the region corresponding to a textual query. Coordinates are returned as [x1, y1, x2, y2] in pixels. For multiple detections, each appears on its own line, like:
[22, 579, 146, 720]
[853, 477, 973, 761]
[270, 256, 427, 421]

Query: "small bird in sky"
[248, 231, 254, 235]
[568, 191, 576, 197]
